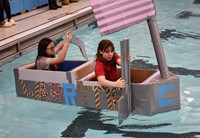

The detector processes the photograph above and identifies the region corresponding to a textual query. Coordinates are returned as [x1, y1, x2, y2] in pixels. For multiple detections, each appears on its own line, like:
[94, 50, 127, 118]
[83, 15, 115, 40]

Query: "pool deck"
[0, 0, 95, 65]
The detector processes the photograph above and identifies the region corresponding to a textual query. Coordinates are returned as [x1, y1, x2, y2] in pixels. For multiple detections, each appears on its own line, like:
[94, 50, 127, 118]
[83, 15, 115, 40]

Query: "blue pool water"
[0, 0, 200, 137]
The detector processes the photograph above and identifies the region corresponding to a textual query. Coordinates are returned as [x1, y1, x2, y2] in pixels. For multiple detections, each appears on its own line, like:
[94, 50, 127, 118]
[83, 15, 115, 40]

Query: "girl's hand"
[115, 78, 126, 88]
[128, 53, 131, 61]
[66, 32, 73, 42]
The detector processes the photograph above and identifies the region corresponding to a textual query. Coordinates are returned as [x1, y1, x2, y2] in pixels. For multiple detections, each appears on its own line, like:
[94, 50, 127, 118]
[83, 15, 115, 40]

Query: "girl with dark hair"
[35, 32, 72, 70]
[95, 39, 130, 88]
[0, 0, 16, 27]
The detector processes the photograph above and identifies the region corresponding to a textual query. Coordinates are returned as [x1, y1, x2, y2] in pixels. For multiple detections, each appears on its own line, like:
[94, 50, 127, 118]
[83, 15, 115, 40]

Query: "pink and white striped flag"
[90, 0, 156, 36]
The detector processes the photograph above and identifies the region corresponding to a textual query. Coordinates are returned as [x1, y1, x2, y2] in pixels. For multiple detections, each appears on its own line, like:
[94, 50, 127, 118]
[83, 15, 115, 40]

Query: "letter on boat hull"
[132, 71, 180, 116]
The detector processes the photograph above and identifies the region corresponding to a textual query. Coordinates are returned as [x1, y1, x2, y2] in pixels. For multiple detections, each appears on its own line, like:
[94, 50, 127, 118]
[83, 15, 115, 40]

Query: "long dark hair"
[36, 38, 54, 58]
[35, 38, 56, 70]
[95, 39, 116, 65]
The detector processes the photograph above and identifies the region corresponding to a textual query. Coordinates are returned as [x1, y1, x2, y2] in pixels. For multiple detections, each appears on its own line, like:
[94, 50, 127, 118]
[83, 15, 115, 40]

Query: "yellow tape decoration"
[20, 80, 34, 98]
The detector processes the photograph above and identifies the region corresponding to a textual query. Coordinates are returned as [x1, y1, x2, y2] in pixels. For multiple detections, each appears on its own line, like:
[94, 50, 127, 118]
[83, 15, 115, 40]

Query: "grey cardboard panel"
[99, 89, 109, 109]
[135, 95, 180, 116]
[74, 88, 84, 106]
[118, 96, 128, 125]
[132, 74, 180, 116]
[18, 69, 69, 83]
[132, 77, 179, 100]
[14, 68, 22, 97]
[86, 89, 97, 108]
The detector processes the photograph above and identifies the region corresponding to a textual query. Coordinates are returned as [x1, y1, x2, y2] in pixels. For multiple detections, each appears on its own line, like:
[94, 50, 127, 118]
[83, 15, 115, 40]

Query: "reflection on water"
[61, 108, 200, 137]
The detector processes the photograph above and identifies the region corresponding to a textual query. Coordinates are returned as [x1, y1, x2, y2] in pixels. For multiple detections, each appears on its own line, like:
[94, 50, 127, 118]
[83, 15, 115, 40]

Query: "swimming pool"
[0, 0, 200, 137]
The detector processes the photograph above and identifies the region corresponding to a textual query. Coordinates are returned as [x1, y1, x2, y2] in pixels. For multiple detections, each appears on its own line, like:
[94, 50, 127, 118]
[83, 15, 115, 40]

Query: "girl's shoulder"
[37, 56, 48, 63]
[38, 56, 51, 61]
[36, 56, 51, 70]
[95, 60, 104, 65]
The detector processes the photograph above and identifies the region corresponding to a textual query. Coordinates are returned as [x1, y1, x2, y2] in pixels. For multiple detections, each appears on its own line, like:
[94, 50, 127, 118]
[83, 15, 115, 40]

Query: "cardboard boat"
[14, 0, 180, 124]
[14, 43, 180, 125]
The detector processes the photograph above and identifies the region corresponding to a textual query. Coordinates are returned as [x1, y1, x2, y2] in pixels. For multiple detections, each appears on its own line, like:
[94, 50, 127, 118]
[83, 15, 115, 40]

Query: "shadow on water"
[175, 11, 200, 19]
[61, 108, 200, 137]
[160, 29, 200, 41]
[193, 0, 200, 4]
[88, 21, 98, 29]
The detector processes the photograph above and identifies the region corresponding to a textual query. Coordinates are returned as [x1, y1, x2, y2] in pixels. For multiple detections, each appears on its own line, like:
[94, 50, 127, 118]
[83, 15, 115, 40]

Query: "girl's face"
[46, 42, 55, 56]
[100, 46, 114, 61]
